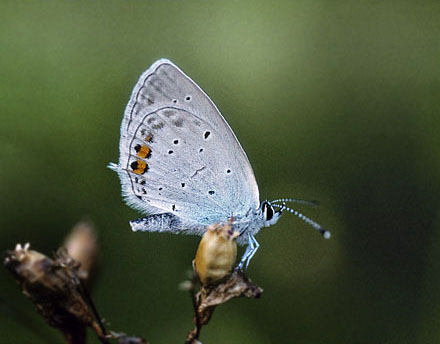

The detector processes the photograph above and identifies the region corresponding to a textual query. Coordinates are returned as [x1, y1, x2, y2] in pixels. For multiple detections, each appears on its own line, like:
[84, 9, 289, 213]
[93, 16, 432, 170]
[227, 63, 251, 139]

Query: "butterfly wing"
[110, 59, 260, 226]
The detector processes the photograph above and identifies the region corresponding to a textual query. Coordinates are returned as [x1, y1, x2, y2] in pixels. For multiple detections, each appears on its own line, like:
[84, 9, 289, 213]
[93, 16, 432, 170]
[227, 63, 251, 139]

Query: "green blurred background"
[1, 1, 439, 343]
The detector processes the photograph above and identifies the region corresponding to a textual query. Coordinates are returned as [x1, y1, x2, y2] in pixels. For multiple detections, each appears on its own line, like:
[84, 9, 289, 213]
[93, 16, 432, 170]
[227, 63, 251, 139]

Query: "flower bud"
[64, 221, 97, 280]
[194, 222, 239, 285]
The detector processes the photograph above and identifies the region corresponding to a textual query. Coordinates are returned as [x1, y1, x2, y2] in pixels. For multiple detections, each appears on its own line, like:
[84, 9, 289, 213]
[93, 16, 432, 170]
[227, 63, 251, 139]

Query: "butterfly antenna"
[273, 203, 331, 239]
[271, 198, 319, 207]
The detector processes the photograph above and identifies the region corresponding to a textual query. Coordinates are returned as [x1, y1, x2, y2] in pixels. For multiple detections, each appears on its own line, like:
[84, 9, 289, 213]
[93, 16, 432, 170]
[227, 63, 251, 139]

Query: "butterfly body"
[127, 201, 280, 246]
[110, 59, 328, 268]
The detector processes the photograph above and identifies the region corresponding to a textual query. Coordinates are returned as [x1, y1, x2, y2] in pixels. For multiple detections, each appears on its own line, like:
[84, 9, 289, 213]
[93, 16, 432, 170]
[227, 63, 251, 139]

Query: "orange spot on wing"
[145, 134, 153, 142]
[136, 145, 151, 159]
[133, 159, 148, 174]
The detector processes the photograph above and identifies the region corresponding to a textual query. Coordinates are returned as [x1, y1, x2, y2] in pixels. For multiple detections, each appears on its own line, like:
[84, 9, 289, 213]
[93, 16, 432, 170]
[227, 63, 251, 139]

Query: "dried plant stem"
[77, 279, 110, 344]
[5, 220, 263, 343]
[185, 270, 263, 344]
[187, 274, 202, 343]
[4, 222, 148, 344]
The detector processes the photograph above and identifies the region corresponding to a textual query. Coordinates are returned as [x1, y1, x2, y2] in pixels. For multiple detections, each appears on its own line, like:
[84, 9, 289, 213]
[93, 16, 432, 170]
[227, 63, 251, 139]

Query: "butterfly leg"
[245, 235, 260, 269]
[237, 233, 259, 270]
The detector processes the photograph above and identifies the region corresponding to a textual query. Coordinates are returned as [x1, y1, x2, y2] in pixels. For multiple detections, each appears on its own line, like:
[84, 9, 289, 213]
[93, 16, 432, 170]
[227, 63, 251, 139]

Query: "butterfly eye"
[264, 204, 274, 221]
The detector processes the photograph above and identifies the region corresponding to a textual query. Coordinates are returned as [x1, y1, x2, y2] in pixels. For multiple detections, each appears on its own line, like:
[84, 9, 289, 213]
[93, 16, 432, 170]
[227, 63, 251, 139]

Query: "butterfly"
[109, 59, 329, 269]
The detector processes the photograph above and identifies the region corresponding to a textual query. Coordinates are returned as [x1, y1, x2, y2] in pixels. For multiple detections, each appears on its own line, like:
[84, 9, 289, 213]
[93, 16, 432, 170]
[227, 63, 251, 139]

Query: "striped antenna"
[272, 203, 331, 239]
[271, 198, 319, 207]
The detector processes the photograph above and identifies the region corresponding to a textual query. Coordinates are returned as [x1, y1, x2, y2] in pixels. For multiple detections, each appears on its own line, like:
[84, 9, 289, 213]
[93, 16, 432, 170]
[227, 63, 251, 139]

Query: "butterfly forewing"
[114, 59, 260, 225]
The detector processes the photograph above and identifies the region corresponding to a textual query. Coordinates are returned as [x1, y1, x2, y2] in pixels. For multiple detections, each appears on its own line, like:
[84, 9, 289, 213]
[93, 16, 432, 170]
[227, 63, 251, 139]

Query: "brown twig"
[4, 244, 96, 344]
[4, 222, 148, 344]
[185, 222, 263, 343]
[187, 273, 202, 343]
[5, 219, 263, 343]
[185, 270, 263, 343]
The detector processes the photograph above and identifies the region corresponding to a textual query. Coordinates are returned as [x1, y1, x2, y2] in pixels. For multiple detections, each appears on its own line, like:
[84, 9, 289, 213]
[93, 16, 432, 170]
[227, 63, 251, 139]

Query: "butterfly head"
[260, 201, 283, 227]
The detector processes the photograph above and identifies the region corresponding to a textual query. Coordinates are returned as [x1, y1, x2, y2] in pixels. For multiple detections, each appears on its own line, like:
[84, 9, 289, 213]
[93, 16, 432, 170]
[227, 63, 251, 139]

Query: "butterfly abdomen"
[130, 213, 206, 235]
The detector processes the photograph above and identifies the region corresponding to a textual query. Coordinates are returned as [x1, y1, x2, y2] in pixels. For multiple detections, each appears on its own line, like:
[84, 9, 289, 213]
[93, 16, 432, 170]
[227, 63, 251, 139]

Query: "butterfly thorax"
[232, 201, 282, 245]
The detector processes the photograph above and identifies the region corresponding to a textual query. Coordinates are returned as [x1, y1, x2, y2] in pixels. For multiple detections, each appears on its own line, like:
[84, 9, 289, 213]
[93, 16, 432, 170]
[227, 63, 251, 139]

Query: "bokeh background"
[1, 1, 439, 343]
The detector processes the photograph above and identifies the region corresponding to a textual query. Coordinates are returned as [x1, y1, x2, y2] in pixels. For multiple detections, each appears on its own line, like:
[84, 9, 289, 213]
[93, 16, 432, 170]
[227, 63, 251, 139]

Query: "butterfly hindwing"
[111, 59, 260, 227]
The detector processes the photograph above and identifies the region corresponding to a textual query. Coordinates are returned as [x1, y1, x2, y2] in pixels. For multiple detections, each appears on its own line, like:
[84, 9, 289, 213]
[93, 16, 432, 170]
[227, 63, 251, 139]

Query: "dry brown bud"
[194, 221, 239, 286]
[4, 243, 95, 343]
[64, 221, 98, 280]
[5, 235, 148, 344]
